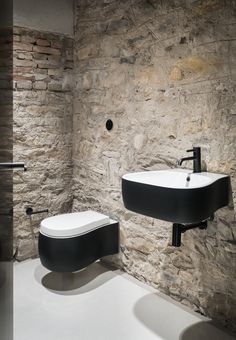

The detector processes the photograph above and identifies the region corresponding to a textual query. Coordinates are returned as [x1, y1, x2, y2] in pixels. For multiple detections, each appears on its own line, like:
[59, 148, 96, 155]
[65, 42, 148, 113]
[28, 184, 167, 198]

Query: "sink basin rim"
[122, 169, 228, 190]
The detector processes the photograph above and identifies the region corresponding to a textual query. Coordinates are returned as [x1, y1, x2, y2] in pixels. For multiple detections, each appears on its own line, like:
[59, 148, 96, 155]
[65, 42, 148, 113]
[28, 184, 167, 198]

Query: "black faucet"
[177, 147, 201, 173]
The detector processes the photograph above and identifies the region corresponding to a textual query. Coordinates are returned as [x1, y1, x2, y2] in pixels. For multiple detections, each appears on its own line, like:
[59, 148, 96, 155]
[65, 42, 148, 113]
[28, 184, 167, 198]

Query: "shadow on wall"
[133, 294, 235, 340]
[34, 262, 116, 296]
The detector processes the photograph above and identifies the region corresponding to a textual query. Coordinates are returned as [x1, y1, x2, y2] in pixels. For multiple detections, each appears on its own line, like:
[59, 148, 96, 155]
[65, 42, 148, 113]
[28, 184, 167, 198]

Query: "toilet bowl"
[38, 210, 119, 272]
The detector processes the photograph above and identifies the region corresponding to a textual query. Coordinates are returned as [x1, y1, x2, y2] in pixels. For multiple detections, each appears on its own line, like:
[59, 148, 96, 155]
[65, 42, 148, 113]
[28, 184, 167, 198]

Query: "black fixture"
[39, 221, 119, 272]
[0, 162, 27, 171]
[26, 207, 49, 216]
[172, 220, 207, 247]
[122, 175, 229, 224]
[106, 119, 113, 131]
[178, 147, 201, 173]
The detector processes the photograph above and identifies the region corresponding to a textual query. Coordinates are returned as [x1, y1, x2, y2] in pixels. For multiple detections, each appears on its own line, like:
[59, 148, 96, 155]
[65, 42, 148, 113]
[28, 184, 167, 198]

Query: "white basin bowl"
[122, 169, 229, 223]
[122, 169, 226, 189]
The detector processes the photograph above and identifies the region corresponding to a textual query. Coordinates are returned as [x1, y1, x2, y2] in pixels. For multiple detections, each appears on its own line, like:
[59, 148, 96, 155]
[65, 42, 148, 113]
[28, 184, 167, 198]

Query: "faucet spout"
[177, 147, 201, 173]
[177, 156, 194, 166]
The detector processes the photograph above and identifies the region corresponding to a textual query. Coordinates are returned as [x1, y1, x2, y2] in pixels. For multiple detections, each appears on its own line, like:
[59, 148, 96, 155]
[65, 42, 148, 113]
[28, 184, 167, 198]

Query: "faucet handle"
[187, 147, 201, 153]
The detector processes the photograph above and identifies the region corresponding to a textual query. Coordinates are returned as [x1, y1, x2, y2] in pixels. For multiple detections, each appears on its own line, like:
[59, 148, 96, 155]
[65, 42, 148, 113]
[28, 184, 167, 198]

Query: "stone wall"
[13, 27, 74, 260]
[73, 0, 236, 331]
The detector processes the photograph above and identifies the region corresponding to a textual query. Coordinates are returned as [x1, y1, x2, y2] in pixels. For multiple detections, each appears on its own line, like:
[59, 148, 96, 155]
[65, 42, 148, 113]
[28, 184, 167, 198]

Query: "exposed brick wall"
[13, 27, 74, 260]
[73, 0, 236, 332]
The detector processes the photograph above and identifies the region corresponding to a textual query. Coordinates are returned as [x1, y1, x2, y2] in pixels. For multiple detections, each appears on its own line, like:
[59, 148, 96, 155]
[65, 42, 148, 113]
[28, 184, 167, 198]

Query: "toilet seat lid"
[40, 211, 111, 238]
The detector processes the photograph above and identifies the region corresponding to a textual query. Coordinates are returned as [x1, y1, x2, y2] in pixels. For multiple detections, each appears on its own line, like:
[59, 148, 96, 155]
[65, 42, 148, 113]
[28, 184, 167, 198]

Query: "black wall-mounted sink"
[122, 169, 229, 224]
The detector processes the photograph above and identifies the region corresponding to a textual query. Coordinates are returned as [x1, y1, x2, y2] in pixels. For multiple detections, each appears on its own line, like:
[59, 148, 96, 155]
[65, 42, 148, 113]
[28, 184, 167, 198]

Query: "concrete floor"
[14, 259, 235, 340]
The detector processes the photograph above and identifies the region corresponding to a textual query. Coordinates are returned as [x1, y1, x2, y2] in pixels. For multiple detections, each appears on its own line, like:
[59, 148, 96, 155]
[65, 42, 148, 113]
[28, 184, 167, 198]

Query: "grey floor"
[14, 259, 235, 340]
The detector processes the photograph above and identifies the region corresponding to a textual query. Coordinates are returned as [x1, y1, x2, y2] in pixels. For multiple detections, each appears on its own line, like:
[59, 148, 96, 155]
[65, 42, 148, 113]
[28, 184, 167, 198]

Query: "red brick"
[14, 75, 34, 81]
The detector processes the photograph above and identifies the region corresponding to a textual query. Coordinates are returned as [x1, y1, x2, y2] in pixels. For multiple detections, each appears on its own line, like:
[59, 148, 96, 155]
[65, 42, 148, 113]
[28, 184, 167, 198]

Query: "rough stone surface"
[13, 27, 74, 261]
[73, 0, 236, 332]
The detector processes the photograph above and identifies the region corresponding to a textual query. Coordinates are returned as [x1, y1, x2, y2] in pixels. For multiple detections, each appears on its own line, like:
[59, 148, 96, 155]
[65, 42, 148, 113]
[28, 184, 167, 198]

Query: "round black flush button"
[106, 119, 113, 131]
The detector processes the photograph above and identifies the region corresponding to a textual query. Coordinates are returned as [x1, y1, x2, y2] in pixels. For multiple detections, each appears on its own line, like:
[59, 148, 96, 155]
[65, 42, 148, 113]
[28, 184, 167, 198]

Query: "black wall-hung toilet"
[38, 211, 119, 272]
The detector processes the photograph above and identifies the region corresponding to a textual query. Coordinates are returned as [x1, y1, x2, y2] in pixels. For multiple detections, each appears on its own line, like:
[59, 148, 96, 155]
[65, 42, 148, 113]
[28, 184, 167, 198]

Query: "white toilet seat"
[40, 211, 111, 238]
